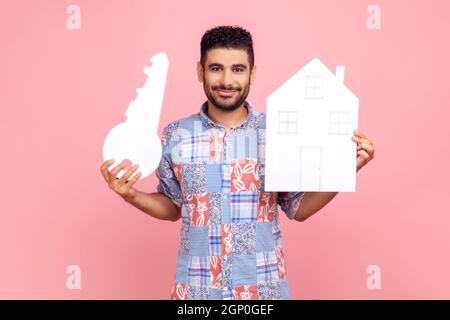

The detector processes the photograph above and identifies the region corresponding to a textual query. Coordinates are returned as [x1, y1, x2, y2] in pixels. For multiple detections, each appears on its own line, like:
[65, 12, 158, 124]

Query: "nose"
[220, 69, 234, 88]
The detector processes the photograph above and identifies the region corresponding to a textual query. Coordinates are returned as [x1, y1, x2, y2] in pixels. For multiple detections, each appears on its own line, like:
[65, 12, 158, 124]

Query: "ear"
[250, 64, 256, 85]
[197, 61, 204, 82]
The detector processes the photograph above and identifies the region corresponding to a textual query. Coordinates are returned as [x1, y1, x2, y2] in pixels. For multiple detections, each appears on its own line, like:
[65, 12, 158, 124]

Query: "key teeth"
[143, 66, 152, 75]
[143, 52, 168, 76]
[151, 52, 168, 64]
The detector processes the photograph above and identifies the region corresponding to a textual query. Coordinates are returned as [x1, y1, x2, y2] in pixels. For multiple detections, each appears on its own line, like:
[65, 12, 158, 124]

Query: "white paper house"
[265, 57, 359, 192]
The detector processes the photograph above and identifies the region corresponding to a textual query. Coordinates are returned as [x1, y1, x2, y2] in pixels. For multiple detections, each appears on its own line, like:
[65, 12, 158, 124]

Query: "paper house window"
[328, 111, 349, 135]
[278, 110, 298, 134]
[305, 76, 324, 99]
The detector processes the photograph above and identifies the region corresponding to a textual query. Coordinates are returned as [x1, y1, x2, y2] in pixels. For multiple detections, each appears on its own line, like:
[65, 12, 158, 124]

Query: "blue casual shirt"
[156, 100, 304, 300]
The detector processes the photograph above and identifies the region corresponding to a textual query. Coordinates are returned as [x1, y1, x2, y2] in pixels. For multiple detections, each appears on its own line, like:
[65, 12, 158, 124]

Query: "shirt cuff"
[156, 183, 182, 208]
[285, 192, 305, 220]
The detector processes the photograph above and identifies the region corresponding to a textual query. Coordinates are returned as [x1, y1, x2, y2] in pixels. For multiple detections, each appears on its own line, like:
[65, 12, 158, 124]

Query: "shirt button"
[223, 195, 228, 199]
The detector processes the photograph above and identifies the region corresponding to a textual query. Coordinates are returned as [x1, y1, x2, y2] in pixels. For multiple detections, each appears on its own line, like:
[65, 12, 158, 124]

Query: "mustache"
[212, 86, 241, 91]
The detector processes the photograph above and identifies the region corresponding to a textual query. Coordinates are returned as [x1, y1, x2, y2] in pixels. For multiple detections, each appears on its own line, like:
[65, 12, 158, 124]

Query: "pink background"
[1, 0, 449, 299]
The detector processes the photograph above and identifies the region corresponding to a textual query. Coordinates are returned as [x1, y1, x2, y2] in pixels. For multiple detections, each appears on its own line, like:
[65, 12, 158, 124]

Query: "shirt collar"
[199, 100, 256, 131]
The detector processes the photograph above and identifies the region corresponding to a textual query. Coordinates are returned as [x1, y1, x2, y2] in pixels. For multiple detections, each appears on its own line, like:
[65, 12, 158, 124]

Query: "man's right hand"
[100, 159, 142, 201]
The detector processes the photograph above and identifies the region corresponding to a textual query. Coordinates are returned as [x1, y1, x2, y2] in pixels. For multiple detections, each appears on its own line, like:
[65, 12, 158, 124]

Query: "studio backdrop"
[1, 0, 449, 299]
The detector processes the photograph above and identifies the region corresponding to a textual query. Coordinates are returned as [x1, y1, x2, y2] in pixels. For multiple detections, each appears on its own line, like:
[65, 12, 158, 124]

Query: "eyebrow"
[207, 63, 247, 70]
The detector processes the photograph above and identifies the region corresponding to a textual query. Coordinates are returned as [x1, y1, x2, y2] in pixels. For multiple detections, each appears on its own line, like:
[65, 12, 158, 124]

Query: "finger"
[119, 171, 142, 196]
[110, 160, 131, 180]
[100, 159, 116, 181]
[359, 142, 374, 153]
[126, 171, 142, 188]
[352, 135, 366, 144]
[100, 159, 115, 172]
[357, 149, 370, 160]
[118, 163, 139, 185]
[353, 129, 367, 139]
[352, 136, 373, 150]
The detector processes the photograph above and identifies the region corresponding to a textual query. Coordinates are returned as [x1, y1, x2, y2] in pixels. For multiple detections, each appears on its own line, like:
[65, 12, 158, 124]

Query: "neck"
[206, 101, 248, 129]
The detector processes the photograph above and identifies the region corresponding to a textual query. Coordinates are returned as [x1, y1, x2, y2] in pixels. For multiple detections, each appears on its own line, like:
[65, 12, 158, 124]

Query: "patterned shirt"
[156, 100, 304, 300]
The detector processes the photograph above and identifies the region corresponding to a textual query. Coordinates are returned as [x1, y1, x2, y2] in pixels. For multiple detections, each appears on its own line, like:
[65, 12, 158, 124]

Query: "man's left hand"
[352, 129, 375, 171]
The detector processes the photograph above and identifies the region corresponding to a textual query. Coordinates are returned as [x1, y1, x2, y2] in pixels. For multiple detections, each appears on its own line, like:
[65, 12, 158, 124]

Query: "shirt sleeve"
[277, 192, 305, 220]
[155, 124, 183, 208]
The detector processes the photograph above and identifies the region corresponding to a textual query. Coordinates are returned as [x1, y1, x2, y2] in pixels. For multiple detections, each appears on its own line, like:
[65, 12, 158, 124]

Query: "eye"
[234, 68, 244, 72]
[211, 66, 221, 72]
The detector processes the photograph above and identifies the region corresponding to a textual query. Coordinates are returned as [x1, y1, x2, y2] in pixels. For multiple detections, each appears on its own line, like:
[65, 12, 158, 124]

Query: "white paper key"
[102, 52, 169, 180]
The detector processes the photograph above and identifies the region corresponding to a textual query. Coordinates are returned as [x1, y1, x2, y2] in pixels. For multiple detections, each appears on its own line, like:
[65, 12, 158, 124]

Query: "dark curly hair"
[200, 25, 254, 70]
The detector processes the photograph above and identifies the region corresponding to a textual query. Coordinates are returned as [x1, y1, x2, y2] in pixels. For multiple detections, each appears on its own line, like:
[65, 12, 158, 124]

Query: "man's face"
[197, 48, 256, 112]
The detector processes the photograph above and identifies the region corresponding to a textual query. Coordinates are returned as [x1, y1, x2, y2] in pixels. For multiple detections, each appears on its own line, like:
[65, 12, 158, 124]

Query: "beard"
[203, 75, 251, 112]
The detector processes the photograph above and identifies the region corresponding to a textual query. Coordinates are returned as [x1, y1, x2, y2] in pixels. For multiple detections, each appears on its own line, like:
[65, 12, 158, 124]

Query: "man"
[100, 25, 375, 300]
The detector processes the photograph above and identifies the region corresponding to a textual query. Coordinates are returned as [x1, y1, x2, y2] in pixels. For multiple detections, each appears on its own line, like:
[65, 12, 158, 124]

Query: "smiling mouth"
[215, 89, 237, 97]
